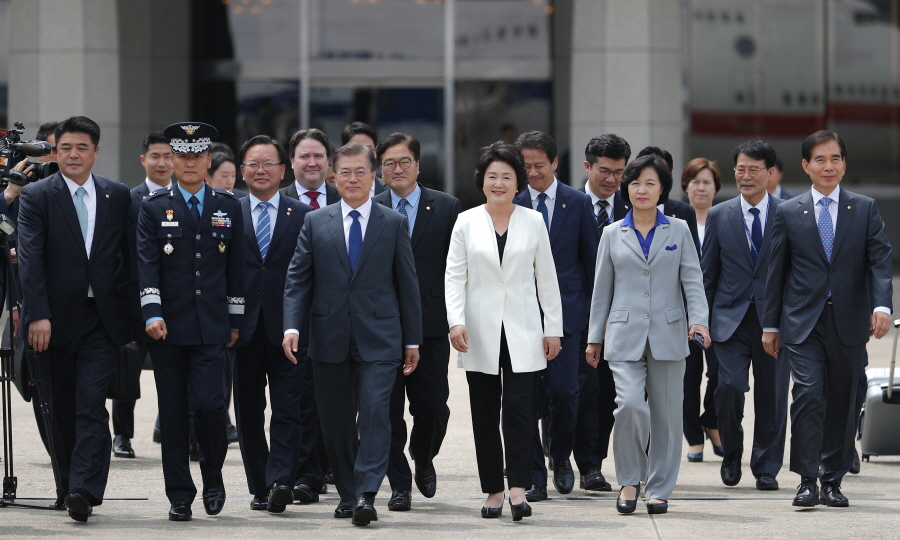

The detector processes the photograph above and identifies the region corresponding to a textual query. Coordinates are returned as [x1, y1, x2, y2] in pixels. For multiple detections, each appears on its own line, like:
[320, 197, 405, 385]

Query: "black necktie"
[596, 200, 610, 230]
[189, 195, 201, 225]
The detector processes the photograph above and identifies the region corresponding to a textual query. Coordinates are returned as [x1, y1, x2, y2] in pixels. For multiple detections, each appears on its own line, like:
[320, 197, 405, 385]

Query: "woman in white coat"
[445, 142, 563, 521]
[585, 155, 710, 515]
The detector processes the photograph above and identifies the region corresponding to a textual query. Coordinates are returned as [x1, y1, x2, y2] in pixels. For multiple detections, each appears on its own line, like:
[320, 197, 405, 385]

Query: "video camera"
[0, 122, 57, 188]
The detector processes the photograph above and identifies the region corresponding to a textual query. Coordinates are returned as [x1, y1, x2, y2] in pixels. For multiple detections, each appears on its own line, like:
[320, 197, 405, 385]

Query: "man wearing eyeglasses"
[701, 139, 789, 492]
[233, 135, 314, 513]
[280, 128, 340, 208]
[372, 132, 461, 511]
[283, 142, 421, 526]
[573, 133, 631, 493]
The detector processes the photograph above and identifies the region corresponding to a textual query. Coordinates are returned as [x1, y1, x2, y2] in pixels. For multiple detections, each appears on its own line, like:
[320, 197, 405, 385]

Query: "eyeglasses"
[242, 162, 281, 171]
[734, 166, 764, 177]
[381, 157, 414, 171]
[337, 169, 372, 180]
[594, 166, 624, 180]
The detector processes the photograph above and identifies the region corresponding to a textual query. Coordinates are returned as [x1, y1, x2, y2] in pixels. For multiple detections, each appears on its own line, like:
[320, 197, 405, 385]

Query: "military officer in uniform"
[137, 122, 245, 522]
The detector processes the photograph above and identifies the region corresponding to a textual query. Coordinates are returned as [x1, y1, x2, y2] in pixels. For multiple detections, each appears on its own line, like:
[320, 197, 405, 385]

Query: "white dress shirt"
[527, 178, 558, 227]
[297, 181, 327, 208]
[248, 192, 280, 231]
[145, 177, 171, 193]
[63, 173, 96, 296]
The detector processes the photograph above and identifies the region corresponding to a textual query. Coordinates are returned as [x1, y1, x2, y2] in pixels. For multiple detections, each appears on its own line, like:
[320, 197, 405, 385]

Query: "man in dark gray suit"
[763, 130, 892, 508]
[282, 142, 422, 526]
[701, 139, 788, 491]
[767, 158, 796, 200]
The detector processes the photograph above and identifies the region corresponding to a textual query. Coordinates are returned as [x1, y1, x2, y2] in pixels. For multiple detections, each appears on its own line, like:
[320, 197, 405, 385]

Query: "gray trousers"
[609, 344, 685, 500]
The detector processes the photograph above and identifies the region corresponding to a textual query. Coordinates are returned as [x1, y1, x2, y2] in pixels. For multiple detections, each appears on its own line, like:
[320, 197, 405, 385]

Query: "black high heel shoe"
[647, 499, 668, 514]
[616, 485, 640, 514]
[481, 495, 504, 518]
[509, 499, 532, 521]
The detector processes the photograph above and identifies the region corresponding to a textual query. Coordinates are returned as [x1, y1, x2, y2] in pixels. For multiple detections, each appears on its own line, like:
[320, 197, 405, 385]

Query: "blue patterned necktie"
[749, 207, 762, 265]
[348, 210, 362, 274]
[256, 201, 271, 259]
[397, 198, 411, 237]
[75, 186, 88, 241]
[189, 195, 201, 225]
[818, 197, 834, 262]
[536, 192, 549, 230]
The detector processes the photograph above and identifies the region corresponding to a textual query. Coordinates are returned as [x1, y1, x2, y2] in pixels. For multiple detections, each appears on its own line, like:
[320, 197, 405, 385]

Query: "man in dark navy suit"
[574, 133, 631, 492]
[513, 131, 599, 501]
[112, 131, 174, 459]
[137, 122, 245, 521]
[233, 135, 314, 513]
[18, 116, 132, 522]
[702, 139, 788, 491]
[373, 132, 462, 511]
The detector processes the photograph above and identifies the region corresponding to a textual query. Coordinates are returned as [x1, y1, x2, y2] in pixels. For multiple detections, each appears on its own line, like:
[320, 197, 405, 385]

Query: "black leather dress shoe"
[188, 438, 199, 462]
[580, 466, 612, 491]
[509, 499, 532, 521]
[292, 483, 319, 503]
[226, 424, 239, 444]
[153, 427, 162, 444]
[318, 483, 328, 495]
[250, 496, 268, 510]
[616, 485, 639, 514]
[388, 490, 411, 511]
[755, 473, 779, 491]
[334, 499, 354, 518]
[720, 450, 742, 486]
[323, 469, 335, 484]
[268, 483, 293, 513]
[414, 461, 437, 498]
[647, 500, 668, 514]
[113, 434, 135, 458]
[202, 477, 226, 515]
[792, 478, 819, 507]
[849, 448, 861, 475]
[351, 493, 378, 526]
[64, 491, 92, 522]
[553, 458, 575, 494]
[168, 500, 192, 521]
[525, 483, 547, 502]
[820, 482, 849, 507]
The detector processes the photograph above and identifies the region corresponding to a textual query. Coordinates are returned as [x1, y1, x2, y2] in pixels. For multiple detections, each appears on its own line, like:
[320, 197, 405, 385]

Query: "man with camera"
[17, 116, 132, 523]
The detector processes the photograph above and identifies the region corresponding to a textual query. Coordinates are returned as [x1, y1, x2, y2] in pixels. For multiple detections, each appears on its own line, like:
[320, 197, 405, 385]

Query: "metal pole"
[443, 0, 456, 196]
[299, 0, 311, 129]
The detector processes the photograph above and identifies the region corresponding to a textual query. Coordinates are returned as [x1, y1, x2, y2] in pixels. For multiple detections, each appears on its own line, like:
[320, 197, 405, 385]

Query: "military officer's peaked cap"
[163, 122, 219, 154]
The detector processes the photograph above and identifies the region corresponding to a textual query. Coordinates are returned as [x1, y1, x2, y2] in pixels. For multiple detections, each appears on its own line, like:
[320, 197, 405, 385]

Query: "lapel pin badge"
[287, 207, 293, 214]
[219, 242, 226, 253]
[105, 194, 109, 198]
[562, 204, 566, 208]
[804, 210, 808, 214]
[847, 206, 851, 209]
[426, 206, 431, 210]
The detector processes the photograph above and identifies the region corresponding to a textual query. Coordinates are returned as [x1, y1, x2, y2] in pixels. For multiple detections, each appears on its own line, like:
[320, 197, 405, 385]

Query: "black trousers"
[465, 330, 533, 493]
[786, 304, 865, 483]
[293, 358, 325, 491]
[683, 341, 719, 446]
[233, 319, 305, 496]
[111, 341, 148, 439]
[715, 302, 789, 476]
[150, 342, 228, 503]
[573, 339, 617, 474]
[387, 335, 451, 491]
[33, 300, 118, 503]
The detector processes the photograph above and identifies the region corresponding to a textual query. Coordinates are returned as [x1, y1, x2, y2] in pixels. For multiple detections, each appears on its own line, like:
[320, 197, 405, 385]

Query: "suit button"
[644, 313, 650, 319]
[196, 234, 201, 240]
[643, 292, 649, 298]
[196, 290, 201, 295]
[256, 289, 261, 295]
[643, 270, 649, 276]
[195, 271, 200, 276]
[350, 287, 355, 292]
[828, 270, 833, 274]
[196, 253, 201, 258]
[261, 266, 265, 271]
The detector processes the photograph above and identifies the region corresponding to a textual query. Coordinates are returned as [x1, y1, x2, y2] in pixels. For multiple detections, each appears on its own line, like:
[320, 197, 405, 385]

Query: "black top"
[496, 230, 508, 263]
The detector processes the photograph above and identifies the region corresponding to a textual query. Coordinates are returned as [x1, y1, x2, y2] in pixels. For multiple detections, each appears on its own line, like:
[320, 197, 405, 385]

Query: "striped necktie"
[256, 201, 271, 259]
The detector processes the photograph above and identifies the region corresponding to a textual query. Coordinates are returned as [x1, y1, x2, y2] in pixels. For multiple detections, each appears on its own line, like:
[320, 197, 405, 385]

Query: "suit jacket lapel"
[52, 175, 87, 258]
[797, 192, 829, 263]
[267, 197, 294, 256]
[170, 186, 196, 231]
[755, 194, 778, 275]
[90, 176, 110, 261]
[410, 186, 433, 249]
[727, 198, 754, 269]
[832, 189, 854, 260]
[619, 225, 646, 262]
[548, 188, 567, 244]
[646, 222, 670, 262]
[613, 192, 629, 220]
[326, 205, 352, 278]
[353, 204, 386, 279]
[242, 197, 262, 262]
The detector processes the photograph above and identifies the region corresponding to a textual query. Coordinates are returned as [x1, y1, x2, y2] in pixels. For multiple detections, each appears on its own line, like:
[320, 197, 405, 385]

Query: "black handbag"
[107, 342, 142, 401]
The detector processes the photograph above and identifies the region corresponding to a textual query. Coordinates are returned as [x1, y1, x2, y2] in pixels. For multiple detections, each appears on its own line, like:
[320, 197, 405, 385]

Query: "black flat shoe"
[755, 473, 779, 491]
[509, 499, 532, 521]
[64, 491, 92, 522]
[647, 500, 668, 514]
[616, 485, 639, 514]
[481, 495, 504, 518]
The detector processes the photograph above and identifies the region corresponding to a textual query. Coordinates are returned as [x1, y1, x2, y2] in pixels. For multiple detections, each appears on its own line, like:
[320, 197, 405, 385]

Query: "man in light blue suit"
[701, 139, 788, 492]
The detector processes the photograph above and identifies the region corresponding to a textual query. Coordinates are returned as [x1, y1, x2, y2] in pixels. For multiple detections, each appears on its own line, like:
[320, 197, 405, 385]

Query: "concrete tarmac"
[2, 307, 900, 538]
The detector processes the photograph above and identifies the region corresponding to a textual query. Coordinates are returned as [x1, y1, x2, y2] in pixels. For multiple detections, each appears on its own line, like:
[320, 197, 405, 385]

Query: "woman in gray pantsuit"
[585, 155, 709, 515]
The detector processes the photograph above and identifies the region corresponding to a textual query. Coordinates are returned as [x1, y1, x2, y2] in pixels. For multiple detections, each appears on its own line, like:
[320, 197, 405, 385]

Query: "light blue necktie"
[397, 198, 411, 237]
[818, 197, 834, 262]
[348, 210, 362, 274]
[536, 192, 549, 230]
[75, 186, 88, 241]
[256, 201, 271, 259]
